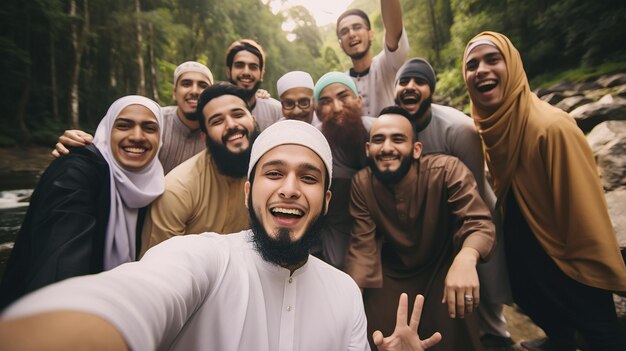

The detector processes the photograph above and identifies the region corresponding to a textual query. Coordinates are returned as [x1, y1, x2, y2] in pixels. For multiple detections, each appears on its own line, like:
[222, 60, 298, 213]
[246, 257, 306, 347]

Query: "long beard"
[205, 125, 259, 178]
[321, 105, 367, 169]
[366, 155, 413, 185]
[248, 197, 325, 267]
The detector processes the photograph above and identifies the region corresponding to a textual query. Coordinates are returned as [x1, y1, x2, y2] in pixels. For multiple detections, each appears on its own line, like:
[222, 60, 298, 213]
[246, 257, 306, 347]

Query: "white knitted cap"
[276, 71, 315, 97]
[248, 120, 332, 188]
[173, 61, 214, 86]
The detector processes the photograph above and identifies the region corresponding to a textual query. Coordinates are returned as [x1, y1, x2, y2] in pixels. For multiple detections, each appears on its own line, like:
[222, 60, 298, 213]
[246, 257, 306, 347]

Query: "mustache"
[221, 127, 249, 144]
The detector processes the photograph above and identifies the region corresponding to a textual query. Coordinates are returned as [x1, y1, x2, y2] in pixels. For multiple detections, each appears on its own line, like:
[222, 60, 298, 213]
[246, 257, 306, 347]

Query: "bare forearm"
[380, 0, 403, 48]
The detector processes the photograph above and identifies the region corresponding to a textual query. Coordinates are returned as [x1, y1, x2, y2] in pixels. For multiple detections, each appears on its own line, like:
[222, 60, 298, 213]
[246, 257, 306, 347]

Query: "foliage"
[1, 0, 625, 146]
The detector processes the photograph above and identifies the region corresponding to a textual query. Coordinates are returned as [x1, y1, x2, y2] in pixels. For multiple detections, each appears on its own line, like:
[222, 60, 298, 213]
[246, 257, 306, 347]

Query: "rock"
[587, 121, 626, 191]
[616, 85, 626, 98]
[571, 96, 626, 133]
[555, 95, 593, 112]
[540, 92, 567, 105]
[606, 188, 626, 250]
[597, 73, 626, 88]
[575, 81, 603, 91]
[547, 81, 578, 92]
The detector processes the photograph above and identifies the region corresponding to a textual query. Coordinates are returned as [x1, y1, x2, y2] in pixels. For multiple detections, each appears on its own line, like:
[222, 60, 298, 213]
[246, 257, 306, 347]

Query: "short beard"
[395, 96, 432, 124]
[366, 155, 413, 185]
[347, 40, 372, 61]
[248, 196, 325, 268]
[205, 125, 260, 178]
[183, 111, 197, 121]
[229, 78, 262, 98]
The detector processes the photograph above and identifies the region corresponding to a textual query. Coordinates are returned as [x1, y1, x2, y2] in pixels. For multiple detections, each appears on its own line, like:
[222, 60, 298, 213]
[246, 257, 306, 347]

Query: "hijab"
[92, 95, 165, 270]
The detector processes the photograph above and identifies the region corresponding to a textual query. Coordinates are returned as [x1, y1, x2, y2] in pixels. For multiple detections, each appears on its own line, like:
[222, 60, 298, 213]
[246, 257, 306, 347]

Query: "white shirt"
[3, 231, 369, 351]
[347, 29, 410, 117]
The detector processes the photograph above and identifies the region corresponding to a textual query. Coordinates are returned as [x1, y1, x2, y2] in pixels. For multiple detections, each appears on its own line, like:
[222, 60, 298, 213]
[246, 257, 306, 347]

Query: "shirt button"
[288, 277, 293, 284]
[287, 305, 293, 312]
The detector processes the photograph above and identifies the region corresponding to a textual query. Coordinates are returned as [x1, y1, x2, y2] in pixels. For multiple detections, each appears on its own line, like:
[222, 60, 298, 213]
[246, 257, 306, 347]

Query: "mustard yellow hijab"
[463, 31, 626, 292]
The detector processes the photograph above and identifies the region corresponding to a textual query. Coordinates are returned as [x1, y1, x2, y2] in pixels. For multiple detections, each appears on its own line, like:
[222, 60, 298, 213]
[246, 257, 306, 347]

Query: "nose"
[279, 173, 301, 199]
[476, 60, 489, 77]
[381, 138, 394, 152]
[332, 99, 343, 113]
[190, 82, 202, 95]
[224, 115, 238, 129]
[406, 78, 418, 90]
[128, 125, 145, 141]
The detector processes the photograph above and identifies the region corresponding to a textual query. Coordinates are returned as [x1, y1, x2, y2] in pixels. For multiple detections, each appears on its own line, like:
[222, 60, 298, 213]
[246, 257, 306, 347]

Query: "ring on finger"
[464, 295, 473, 303]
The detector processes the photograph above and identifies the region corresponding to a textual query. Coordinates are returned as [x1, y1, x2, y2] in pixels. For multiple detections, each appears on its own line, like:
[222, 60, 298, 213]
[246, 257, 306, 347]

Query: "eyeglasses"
[338, 23, 367, 38]
[281, 98, 312, 110]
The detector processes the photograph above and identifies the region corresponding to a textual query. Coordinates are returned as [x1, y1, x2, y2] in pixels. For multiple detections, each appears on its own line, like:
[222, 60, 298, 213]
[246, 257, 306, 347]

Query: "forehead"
[257, 144, 325, 172]
[203, 94, 248, 115]
[116, 104, 157, 122]
[338, 15, 367, 30]
[176, 71, 210, 86]
[320, 83, 354, 98]
[281, 87, 313, 100]
[466, 44, 502, 62]
[371, 114, 413, 137]
[232, 51, 260, 65]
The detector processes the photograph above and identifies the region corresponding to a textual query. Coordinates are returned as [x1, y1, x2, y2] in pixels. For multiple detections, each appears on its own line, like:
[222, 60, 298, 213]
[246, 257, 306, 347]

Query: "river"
[0, 147, 52, 277]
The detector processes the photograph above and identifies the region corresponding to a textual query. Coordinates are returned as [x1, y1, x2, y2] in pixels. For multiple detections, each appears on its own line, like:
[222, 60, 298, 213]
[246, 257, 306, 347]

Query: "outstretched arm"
[374, 293, 442, 351]
[380, 0, 403, 51]
[0, 311, 127, 351]
[51, 129, 93, 157]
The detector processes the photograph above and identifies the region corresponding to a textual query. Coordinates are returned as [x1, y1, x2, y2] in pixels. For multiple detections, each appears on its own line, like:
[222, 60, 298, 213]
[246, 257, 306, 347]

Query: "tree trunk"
[148, 22, 159, 101]
[427, 0, 441, 63]
[69, 0, 89, 129]
[16, 5, 32, 143]
[50, 30, 59, 121]
[135, 0, 146, 95]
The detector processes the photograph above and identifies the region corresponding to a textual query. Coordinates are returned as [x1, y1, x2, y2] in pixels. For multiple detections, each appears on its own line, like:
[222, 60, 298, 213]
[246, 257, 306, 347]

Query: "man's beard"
[229, 78, 262, 98]
[205, 125, 260, 178]
[248, 197, 325, 267]
[395, 95, 432, 123]
[183, 111, 197, 121]
[321, 104, 367, 169]
[366, 154, 413, 185]
[346, 39, 372, 61]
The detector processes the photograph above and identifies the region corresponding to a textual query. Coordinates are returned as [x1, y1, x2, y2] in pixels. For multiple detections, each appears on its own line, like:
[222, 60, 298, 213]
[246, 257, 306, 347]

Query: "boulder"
[606, 188, 626, 250]
[546, 81, 578, 92]
[597, 73, 626, 88]
[571, 95, 626, 133]
[555, 95, 593, 112]
[587, 121, 626, 191]
[616, 85, 626, 98]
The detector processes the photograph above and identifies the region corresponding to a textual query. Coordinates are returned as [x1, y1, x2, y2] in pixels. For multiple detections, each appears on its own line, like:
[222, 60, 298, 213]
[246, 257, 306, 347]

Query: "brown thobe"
[345, 154, 495, 351]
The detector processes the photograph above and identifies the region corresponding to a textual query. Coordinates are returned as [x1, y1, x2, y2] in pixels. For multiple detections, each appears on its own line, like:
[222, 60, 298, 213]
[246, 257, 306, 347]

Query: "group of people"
[1, 1, 626, 351]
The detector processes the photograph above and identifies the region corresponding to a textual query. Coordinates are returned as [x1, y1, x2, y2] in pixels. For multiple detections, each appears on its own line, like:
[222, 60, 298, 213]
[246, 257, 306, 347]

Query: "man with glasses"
[276, 71, 321, 126]
[336, 0, 409, 116]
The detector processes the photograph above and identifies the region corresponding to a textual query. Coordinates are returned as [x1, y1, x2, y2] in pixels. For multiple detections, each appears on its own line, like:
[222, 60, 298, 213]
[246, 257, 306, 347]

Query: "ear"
[323, 190, 332, 215]
[412, 141, 423, 160]
[356, 95, 363, 109]
[368, 28, 375, 42]
[244, 181, 251, 209]
[226, 67, 232, 79]
[365, 141, 371, 158]
[172, 85, 177, 101]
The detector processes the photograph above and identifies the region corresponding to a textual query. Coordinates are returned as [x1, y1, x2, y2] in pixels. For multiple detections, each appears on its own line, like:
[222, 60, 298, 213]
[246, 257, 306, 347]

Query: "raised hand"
[374, 293, 442, 351]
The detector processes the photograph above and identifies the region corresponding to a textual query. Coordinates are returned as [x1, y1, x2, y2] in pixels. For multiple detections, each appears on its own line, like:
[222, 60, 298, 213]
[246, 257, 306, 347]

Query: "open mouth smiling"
[476, 79, 497, 93]
[270, 207, 304, 218]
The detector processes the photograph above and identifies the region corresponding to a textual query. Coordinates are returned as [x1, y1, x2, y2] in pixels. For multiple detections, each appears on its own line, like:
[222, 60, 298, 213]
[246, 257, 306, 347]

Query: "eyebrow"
[260, 159, 323, 175]
[207, 108, 246, 122]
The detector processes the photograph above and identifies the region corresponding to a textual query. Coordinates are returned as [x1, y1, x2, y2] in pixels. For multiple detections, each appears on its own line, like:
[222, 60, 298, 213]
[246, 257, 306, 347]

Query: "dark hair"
[225, 39, 266, 71]
[336, 9, 371, 36]
[378, 105, 413, 120]
[195, 82, 252, 133]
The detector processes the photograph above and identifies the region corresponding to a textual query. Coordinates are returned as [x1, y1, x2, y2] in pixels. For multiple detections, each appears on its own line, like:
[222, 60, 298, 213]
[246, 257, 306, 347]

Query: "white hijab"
[92, 95, 165, 270]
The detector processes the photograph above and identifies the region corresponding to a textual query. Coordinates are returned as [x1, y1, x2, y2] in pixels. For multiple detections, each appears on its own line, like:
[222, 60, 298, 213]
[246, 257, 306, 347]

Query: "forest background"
[1, 0, 625, 146]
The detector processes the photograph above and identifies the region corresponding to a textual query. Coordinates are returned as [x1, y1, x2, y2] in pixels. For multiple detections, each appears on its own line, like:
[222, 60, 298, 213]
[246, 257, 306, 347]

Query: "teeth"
[124, 147, 146, 154]
[271, 208, 303, 216]
[228, 133, 243, 141]
[477, 80, 496, 87]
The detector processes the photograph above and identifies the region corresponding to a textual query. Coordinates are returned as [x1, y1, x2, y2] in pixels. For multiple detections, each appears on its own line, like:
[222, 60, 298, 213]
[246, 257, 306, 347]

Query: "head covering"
[462, 32, 626, 293]
[173, 61, 214, 86]
[92, 95, 165, 269]
[277, 71, 314, 97]
[395, 58, 437, 93]
[248, 120, 332, 189]
[314, 71, 359, 102]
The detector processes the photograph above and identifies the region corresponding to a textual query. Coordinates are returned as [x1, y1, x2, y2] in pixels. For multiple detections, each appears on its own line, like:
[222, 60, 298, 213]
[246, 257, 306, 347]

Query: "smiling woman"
[0, 96, 165, 310]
